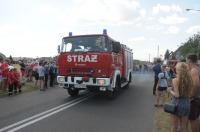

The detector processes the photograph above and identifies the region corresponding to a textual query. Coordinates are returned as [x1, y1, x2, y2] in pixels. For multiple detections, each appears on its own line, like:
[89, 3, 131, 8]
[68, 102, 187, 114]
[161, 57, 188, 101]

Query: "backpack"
[161, 72, 167, 80]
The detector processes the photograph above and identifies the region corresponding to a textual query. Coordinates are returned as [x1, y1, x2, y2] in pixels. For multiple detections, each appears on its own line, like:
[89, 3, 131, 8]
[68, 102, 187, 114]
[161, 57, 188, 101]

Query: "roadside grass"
[0, 83, 38, 98]
[154, 93, 192, 132]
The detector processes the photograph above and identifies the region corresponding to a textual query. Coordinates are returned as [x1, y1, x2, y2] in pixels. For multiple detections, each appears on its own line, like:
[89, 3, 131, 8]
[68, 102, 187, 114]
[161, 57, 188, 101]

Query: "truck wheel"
[106, 89, 116, 100]
[107, 80, 119, 99]
[124, 74, 131, 89]
[124, 82, 130, 89]
[68, 88, 79, 96]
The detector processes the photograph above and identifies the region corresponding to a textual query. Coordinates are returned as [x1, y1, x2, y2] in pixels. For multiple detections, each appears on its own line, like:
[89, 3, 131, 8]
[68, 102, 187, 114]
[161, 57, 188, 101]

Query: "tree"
[9, 55, 13, 63]
[153, 57, 162, 64]
[179, 32, 200, 58]
[164, 49, 170, 60]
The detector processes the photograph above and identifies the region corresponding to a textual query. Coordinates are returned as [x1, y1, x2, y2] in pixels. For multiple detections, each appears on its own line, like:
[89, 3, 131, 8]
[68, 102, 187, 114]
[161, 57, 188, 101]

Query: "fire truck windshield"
[61, 36, 108, 53]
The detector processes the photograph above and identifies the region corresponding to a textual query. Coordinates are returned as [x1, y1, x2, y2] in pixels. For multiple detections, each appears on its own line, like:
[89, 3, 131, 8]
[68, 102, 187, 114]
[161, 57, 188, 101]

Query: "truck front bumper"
[57, 76, 111, 90]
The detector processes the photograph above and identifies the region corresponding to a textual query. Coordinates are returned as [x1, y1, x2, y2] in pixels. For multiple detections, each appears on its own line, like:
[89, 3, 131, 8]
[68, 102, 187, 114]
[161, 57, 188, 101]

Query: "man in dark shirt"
[152, 59, 161, 95]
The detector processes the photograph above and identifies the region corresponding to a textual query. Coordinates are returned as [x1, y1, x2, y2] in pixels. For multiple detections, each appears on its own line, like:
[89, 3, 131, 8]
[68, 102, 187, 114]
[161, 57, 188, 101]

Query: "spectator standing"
[30, 62, 35, 82]
[167, 62, 192, 132]
[1, 59, 9, 94]
[154, 65, 170, 107]
[49, 61, 55, 87]
[169, 67, 175, 78]
[7, 67, 15, 96]
[0, 58, 3, 93]
[13, 68, 21, 94]
[152, 59, 161, 95]
[37, 62, 45, 91]
[186, 53, 200, 132]
[139, 64, 142, 73]
[19, 61, 25, 78]
[54, 63, 58, 85]
[43, 62, 49, 89]
[25, 62, 31, 82]
[33, 63, 39, 87]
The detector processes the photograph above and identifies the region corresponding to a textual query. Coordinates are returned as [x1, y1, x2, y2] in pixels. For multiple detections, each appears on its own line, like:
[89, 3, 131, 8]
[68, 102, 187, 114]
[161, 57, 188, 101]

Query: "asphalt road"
[0, 73, 156, 132]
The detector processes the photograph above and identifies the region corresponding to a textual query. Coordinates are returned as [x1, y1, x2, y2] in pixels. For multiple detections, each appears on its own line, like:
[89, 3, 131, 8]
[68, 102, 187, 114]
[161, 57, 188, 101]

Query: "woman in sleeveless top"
[167, 62, 193, 132]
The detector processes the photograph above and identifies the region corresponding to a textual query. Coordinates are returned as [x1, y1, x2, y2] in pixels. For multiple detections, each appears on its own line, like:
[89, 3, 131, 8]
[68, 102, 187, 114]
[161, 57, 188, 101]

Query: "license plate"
[74, 84, 86, 88]
[100, 87, 106, 91]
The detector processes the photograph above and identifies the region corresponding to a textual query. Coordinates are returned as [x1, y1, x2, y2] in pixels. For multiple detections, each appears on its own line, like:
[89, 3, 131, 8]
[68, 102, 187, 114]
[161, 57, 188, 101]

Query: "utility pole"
[149, 53, 150, 63]
[157, 45, 159, 58]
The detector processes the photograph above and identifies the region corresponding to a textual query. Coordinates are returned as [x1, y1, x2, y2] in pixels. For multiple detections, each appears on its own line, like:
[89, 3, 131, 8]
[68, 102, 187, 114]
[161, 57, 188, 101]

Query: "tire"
[124, 74, 131, 89]
[124, 82, 130, 89]
[107, 80, 119, 100]
[106, 89, 116, 100]
[67, 88, 79, 96]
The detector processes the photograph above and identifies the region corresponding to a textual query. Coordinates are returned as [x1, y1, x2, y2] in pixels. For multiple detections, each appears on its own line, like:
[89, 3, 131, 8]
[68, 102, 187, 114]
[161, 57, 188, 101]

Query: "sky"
[0, 0, 200, 61]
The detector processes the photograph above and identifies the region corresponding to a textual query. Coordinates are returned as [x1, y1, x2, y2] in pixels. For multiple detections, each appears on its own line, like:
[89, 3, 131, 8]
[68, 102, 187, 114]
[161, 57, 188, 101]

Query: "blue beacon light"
[103, 29, 107, 34]
[69, 32, 72, 36]
[90, 69, 94, 73]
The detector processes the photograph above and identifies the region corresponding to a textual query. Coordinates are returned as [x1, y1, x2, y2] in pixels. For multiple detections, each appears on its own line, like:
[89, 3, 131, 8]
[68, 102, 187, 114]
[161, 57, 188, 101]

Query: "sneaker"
[159, 104, 163, 107]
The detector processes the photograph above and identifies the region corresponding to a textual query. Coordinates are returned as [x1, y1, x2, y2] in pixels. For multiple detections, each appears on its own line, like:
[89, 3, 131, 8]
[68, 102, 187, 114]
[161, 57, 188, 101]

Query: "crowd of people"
[153, 53, 200, 132]
[0, 58, 21, 96]
[0, 58, 58, 96]
[19, 60, 58, 91]
[133, 63, 153, 73]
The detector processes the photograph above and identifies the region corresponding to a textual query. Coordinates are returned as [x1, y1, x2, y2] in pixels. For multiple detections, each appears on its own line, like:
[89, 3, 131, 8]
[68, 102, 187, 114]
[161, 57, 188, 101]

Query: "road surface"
[0, 73, 156, 132]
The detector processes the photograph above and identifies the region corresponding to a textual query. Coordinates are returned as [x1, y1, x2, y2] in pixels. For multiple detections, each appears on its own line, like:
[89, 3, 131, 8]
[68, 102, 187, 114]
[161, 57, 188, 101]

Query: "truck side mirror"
[57, 45, 60, 54]
[113, 42, 121, 53]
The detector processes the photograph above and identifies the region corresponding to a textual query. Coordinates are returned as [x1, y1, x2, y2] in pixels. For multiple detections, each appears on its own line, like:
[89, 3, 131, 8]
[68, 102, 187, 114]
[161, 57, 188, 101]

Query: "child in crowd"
[7, 67, 14, 96]
[155, 65, 170, 107]
[13, 68, 21, 94]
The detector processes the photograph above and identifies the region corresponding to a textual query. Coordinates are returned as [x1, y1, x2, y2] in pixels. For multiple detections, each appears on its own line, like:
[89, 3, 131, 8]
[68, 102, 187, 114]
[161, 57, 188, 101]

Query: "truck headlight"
[97, 79, 106, 85]
[57, 76, 65, 82]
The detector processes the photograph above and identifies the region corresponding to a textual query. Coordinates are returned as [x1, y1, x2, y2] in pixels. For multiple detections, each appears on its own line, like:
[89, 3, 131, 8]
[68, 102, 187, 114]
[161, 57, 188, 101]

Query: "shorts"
[34, 72, 39, 80]
[39, 76, 44, 80]
[188, 99, 200, 120]
[158, 86, 167, 91]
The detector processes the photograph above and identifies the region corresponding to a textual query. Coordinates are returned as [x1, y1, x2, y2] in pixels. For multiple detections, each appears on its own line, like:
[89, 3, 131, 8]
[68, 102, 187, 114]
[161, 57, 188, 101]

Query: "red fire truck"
[57, 30, 133, 99]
